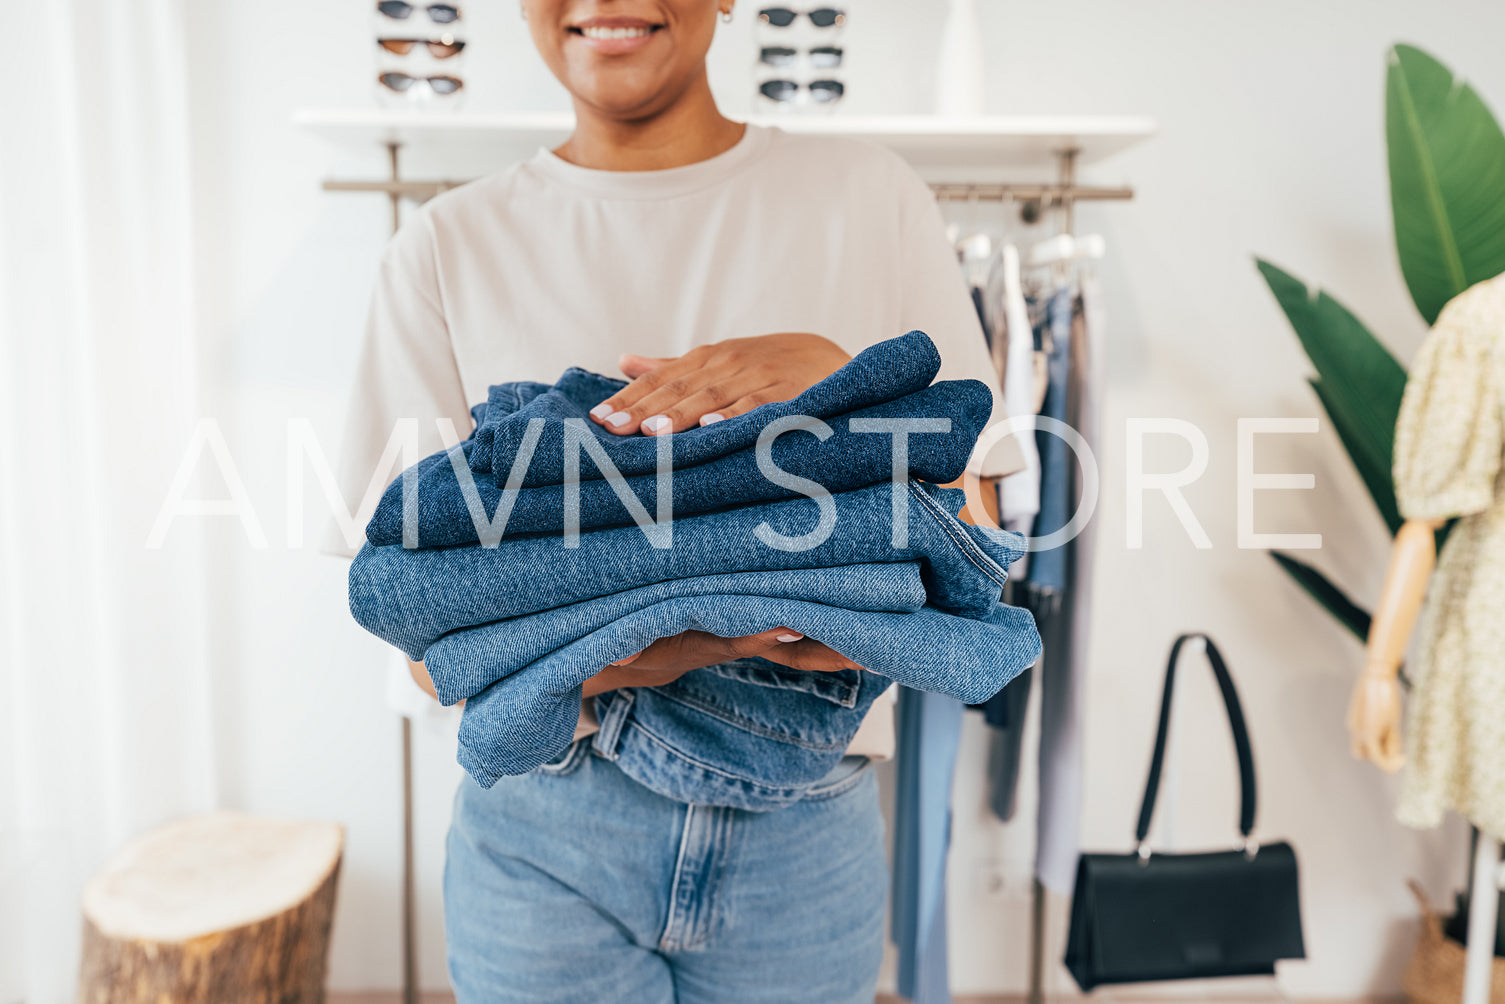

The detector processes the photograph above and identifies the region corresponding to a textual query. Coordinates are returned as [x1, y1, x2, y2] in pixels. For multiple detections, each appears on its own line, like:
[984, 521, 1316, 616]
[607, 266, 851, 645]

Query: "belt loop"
[592, 690, 634, 761]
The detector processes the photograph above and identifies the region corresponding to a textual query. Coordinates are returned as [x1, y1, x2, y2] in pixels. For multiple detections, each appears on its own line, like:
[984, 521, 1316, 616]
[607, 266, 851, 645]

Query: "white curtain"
[0, 0, 216, 998]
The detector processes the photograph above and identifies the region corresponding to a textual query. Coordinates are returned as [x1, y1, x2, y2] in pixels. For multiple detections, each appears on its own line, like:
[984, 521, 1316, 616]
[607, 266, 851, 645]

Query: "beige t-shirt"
[329, 122, 1016, 758]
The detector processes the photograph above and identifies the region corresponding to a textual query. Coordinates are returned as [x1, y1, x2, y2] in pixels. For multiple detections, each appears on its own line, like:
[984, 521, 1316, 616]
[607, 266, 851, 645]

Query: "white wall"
[180, 0, 1503, 996]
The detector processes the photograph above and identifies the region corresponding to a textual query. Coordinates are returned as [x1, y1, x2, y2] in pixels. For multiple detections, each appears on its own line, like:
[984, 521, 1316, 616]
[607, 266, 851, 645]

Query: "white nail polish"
[606, 411, 631, 428]
[590, 403, 613, 419]
[701, 412, 725, 425]
[642, 415, 670, 434]
[776, 633, 804, 643]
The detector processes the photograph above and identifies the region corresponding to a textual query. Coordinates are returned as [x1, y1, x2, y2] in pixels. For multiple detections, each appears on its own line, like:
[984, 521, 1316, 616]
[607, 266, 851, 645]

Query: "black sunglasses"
[377, 2, 462, 24]
[759, 45, 843, 69]
[379, 71, 465, 95]
[758, 78, 845, 103]
[378, 36, 466, 58]
[758, 7, 845, 28]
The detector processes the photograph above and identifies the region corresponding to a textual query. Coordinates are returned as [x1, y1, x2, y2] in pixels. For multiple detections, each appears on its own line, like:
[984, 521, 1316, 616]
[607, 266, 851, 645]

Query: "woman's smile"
[567, 14, 666, 55]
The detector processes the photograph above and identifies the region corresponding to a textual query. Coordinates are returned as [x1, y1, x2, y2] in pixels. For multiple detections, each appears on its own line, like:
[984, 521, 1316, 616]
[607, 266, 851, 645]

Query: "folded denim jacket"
[468, 329, 944, 483]
[422, 563, 926, 705]
[347, 330, 1044, 809]
[363, 332, 990, 548]
[454, 595, 1036, 790]
[350, 481, 1041, 800]
[349, 481, 1020, 659]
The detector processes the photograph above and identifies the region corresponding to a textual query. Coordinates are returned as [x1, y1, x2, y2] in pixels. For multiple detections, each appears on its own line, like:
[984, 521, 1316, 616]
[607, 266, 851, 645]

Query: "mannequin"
[1352, 273, 1505, 1004]
[1350, 516, 1442, 771]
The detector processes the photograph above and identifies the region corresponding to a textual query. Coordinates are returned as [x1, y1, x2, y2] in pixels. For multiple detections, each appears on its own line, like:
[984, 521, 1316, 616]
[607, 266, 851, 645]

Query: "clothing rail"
[322, 179, 1134, 204]
[929, 182, 1133, 202]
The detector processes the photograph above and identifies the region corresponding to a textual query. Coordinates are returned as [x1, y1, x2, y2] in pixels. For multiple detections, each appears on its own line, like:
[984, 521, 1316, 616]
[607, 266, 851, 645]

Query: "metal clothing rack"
[327, 135, 1134, 1004]
[328, 144, 1134, 223]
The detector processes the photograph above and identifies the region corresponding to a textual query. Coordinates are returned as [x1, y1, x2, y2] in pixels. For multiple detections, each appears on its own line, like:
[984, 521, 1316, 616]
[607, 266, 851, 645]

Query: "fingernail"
[642, 415, 670, 435]
[606, 411, 632, 428]
[590, 403, 613, 419]
[700, 413, 725, 425]
[776, 632, 804, 643]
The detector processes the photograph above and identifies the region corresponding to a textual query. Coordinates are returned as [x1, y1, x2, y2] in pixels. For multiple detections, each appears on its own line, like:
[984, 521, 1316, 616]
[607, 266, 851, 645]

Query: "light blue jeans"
[444, 745, 887, 1003]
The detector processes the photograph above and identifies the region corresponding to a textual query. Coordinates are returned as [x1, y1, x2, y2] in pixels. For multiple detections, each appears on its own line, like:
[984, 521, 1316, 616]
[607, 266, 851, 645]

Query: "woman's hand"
[581, 627, 862, 698]
[588, 333, 850, 436]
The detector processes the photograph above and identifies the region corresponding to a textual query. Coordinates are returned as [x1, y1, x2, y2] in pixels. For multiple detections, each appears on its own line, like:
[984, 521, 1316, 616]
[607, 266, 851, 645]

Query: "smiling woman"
[329, 1, 1014, 1000]
[524, 0, 731, 152]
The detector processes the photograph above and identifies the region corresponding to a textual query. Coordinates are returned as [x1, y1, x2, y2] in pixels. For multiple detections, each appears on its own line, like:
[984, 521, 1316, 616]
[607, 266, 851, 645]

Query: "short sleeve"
[894, 165, 1025, 479]
[321, 211, 472, 558]
[1393, 288, 1505, 522]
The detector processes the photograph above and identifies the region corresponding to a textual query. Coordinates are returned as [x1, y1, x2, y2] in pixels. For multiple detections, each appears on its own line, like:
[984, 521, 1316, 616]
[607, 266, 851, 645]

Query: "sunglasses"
[758, 78, 845, 103]
[379, 71, 464, 95]
[378, 36, 466, 58]
[758, 7, 845, 28]
[377, 2, 462, 24]
[759, 45, 842, 69]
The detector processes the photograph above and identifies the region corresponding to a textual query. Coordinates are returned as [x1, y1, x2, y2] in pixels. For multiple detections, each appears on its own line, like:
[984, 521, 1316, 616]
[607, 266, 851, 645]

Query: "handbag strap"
[1133, 633, 1257, 848]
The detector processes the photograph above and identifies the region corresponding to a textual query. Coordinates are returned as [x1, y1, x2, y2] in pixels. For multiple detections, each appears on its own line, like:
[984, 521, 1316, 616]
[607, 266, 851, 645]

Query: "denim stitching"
[628, 720, 809, 793]
[801, 758, 874, 801]
[658, 804, 698, 951]
[698, 659, 861, 707]
[531, 738, 587, 775]
[649, 689, 851, 751]
[906, 481, 1009, 586]
[909, 481, 1011, 582]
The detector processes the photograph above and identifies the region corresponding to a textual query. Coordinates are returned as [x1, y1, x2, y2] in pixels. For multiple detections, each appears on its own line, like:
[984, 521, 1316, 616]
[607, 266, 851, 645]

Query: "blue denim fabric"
[349, 480, 1024, 658]
[364, 377, 992, 547]
[423, 563, 926, 705]
[454, 599, 1034, 794]
[467, 329, 942, 483]
[1024, 287, 1075, 596]
[445, 750, 886, 1003]
[891, 687, 965, 1004]
[349, 327, 1044, 809]
[350, 480, 1041, 803]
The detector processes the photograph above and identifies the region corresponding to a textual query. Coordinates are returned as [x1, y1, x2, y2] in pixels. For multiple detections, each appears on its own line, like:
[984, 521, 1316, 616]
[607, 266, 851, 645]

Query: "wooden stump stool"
[78, 811, 345, 1004]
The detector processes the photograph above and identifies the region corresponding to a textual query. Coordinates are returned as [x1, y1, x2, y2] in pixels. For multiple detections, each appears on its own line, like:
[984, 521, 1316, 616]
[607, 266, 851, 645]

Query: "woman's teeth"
[580, 25, 654, 39]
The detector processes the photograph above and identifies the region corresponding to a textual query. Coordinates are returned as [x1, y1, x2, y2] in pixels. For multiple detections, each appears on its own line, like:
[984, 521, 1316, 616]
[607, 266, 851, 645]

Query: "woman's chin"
[573, 78, 677, 120]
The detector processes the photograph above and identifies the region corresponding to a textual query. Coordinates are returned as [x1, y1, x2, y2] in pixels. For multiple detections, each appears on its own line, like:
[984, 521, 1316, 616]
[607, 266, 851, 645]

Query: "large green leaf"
[1309, 378, 1403, 534]
[1270, 551, 1371, 642]
[1271, 551, 1411, 688]
[1387, 43, 1505, 324]
[1256, 259, 1408, 531]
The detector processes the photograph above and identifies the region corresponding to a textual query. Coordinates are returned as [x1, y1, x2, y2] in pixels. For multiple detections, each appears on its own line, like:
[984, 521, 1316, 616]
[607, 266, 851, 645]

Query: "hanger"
[1026, 232, 1106, 268]
[952, 190, 997, 288]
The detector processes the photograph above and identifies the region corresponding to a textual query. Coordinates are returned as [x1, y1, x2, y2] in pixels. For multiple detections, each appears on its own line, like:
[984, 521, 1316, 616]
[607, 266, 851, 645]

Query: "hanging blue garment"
[984, 664, 1033, 822]
[1023, 286, 1075, 599]
[971, 284, 993, 351]
[1034, 282, 1103, 893]
[892, 686, 965, 1004]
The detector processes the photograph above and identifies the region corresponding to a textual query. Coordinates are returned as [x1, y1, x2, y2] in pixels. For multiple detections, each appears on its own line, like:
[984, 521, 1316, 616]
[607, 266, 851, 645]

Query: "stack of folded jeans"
[349, 332, 1042, 809]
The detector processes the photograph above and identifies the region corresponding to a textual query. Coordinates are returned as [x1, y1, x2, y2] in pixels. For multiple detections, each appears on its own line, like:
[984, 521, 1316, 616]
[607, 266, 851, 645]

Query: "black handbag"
[1065, 632, 1306, 990]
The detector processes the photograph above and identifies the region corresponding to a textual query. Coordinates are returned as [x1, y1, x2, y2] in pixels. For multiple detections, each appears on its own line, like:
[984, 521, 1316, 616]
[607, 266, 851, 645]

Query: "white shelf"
[292, 108, 1156, 170]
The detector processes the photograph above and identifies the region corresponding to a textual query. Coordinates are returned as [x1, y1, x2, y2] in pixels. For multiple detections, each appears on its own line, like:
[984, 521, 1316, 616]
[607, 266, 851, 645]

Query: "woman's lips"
[567, 21, 664, 54]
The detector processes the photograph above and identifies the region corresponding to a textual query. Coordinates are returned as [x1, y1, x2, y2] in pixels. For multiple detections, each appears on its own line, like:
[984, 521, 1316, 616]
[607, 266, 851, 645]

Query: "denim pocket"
[532, 738, 588, 776]
[802, 755, 873, 801]
[639, 659, 872, 755]
[698, 657, 861, 708]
